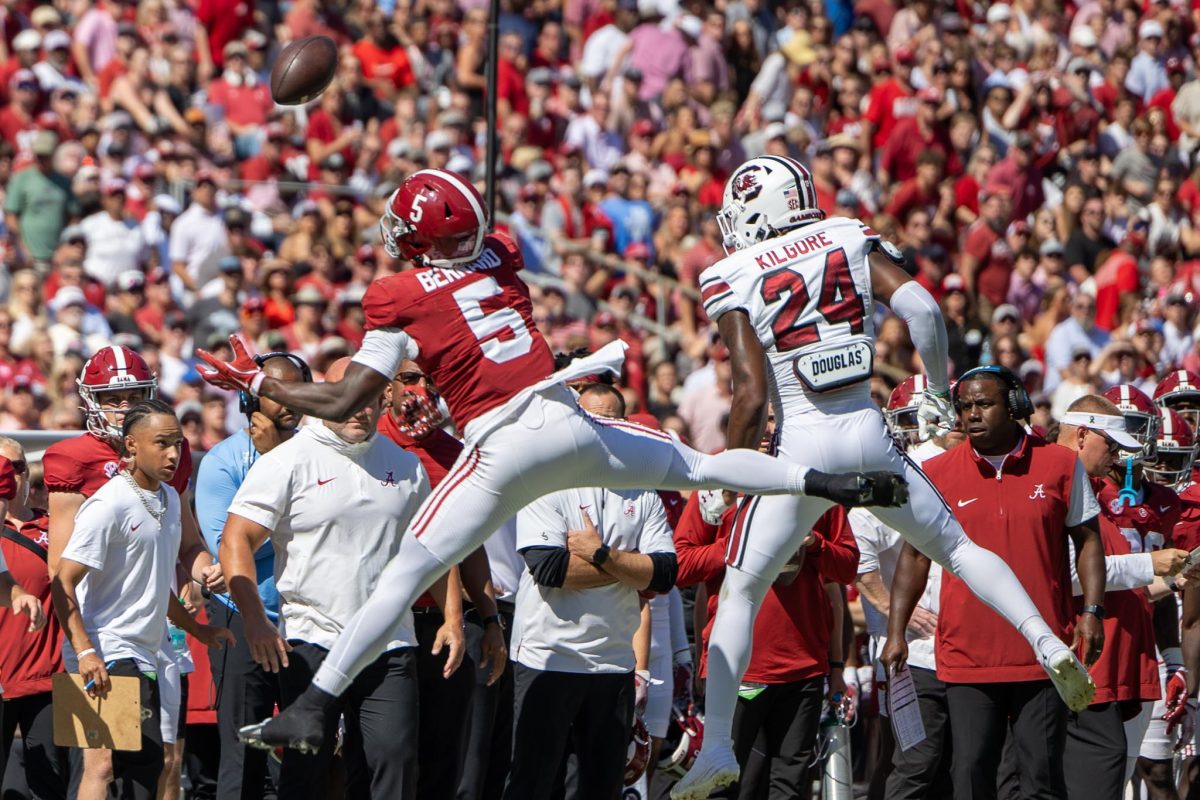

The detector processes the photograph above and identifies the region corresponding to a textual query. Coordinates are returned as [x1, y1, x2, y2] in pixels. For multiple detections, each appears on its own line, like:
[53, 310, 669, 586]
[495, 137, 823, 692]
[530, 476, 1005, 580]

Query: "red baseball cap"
[631, 119, 656, 138]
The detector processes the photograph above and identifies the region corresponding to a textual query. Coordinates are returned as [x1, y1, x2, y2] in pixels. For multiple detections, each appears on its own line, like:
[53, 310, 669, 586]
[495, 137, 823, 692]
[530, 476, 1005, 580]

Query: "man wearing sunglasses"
[194, 353, 311, 800]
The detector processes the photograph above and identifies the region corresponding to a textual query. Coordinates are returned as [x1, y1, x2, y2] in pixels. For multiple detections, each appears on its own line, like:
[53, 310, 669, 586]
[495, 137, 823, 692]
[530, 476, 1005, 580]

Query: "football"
[270, 35, 338, 106]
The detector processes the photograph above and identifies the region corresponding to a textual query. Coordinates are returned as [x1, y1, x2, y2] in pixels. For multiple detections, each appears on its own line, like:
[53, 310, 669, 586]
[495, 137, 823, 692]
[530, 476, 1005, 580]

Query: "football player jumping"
[670, 155, 1102, 798]
[195, 169, 908, 756]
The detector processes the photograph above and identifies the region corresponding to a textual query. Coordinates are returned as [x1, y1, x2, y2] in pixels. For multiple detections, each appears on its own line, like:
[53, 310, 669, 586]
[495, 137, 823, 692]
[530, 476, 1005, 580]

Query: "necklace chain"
[122, 470, 166, 524]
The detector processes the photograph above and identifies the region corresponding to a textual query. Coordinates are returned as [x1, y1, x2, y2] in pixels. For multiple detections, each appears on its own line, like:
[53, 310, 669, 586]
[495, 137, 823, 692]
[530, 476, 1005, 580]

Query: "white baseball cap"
[1069, 25, 1098, 48]
[1059, 411, 1142, 451]
[1139, 19, 1165, 39]
[986, 4, 1013, 23]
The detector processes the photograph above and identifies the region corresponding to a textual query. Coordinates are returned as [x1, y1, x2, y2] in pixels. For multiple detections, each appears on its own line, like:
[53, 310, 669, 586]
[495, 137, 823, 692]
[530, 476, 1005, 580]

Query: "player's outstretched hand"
[805, 470, 908, 508]
[196, 335, 265, 394]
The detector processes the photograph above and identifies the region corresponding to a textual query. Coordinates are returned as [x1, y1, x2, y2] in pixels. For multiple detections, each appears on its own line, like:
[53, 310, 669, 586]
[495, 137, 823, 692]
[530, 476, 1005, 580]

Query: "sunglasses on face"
[9, 459, 26, 475]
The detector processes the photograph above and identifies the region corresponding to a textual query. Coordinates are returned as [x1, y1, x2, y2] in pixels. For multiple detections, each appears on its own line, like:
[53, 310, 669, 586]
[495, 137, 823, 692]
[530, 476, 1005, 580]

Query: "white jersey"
[61, 475, 182, 670]
[700, 216, 888, 420]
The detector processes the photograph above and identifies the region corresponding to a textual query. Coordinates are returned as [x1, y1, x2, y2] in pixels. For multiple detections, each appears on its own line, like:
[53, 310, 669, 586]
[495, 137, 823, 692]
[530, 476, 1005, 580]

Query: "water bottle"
[821, 708, 854, 800]
[168, 622, 187, 655]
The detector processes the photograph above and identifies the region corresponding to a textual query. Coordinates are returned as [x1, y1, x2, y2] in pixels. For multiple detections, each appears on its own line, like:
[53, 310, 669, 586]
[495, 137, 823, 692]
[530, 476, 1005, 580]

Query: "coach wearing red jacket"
[676, 489, 858, 798]
[885, 367, 1107, 800]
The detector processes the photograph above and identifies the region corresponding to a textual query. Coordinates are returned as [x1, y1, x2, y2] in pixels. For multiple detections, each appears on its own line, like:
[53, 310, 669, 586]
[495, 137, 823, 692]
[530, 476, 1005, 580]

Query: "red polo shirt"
[1082, 477, 1176, 704]
[927, 435, 1093, 684]
[0, 510, 61, 698]
[675, 493, 858, 684]
[963, 219, 1014, 309]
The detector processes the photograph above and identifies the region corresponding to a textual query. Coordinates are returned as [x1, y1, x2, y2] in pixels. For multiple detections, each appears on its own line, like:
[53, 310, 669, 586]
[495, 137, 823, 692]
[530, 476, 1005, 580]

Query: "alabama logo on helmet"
[1154, 370, 1200, 433]
[1102, 384, 1159, 462]
[78, 346, 158, 441]
[1146, 406, 1198, 490]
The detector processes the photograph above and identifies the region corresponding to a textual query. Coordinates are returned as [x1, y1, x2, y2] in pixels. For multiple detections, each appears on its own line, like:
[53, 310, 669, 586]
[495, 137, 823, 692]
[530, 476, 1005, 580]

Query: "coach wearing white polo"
[219, 358, 435, 800]
[503, 383, 678, 800]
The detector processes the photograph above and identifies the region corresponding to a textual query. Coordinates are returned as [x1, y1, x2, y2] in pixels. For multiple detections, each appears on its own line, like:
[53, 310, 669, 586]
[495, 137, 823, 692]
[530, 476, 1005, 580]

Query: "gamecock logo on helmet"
[731, 167, 764, 202]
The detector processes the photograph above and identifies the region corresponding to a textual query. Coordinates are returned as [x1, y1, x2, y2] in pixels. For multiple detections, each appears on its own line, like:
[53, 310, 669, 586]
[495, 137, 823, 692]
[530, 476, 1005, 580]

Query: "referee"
[503, 383, 678, 800]
[195, 352, 311, 800]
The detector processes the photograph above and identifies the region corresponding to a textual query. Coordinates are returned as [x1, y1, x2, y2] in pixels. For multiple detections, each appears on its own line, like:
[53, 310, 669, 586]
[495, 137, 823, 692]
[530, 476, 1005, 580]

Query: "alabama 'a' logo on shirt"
[625, 501, 636, 519]
[1028, 484, 1046, 500]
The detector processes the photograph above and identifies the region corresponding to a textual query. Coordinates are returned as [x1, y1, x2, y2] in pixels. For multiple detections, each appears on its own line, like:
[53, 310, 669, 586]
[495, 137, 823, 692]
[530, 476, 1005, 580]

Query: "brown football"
[270, 36, 338, 106]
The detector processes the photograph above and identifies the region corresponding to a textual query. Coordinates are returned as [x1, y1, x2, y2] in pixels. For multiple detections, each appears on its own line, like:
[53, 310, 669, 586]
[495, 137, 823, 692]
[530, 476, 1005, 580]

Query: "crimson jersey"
[1172, 480, 1200, 552]
[0, 511, 60, 698]
[362, 233, 555, 429]
[1085, 477, 1172, 704]
[43, 432, 193, 498]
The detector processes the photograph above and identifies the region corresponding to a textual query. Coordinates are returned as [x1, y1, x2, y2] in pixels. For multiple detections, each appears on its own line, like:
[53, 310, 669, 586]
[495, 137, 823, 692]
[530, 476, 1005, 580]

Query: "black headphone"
[239, 352, 313, 418]
[952, 365, 1035, 420]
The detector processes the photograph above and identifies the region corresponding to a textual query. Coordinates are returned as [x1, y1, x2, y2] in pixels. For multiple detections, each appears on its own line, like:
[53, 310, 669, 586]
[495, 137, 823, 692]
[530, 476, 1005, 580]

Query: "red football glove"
[196, 335, 264, 395]
[393, 386, 444, 440]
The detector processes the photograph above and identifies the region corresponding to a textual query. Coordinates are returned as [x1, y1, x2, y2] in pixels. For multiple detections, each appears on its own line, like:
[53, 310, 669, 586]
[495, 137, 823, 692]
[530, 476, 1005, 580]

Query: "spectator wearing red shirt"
[0, 447, 64, 799]
[1093, 227, 1144, 332]
[961, 190, 1015, 319]
[206, 42, 274, 158]
[352, 10, 416, 99]
[284, 0, 352, 46]
[305, 85, 363, 172]
[862, 47, 917, 155]
[880, 87, 950, 189]
[0, 30, 42, 107]
[886, 150, 946, 223]
[195, 0, 256, 71]
[986, 130, 1046, 222]
[495, 32, 530, 118]
[885, 371, 1106, 800]
[676, 488, 857, 797]
[0, 70, 38, 153]
[1149, 58, 1187, 142]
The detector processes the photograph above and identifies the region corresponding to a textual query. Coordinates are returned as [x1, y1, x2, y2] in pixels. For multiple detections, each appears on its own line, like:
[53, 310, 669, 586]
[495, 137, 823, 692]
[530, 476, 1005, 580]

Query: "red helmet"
[658, 707, 704, 779]
[380, 169, 488, 266]
[625, 716, 652, 786]
[1154, 370, 1200, 433]
[1102, 384, 1160, 462]
[1147, 407, 1197, 490]
[78, 346, 157, 440]
[885, 374, 928, 448]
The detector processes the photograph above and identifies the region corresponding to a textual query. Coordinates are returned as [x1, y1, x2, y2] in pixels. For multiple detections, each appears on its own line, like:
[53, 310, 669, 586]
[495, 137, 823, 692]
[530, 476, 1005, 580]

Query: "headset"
[952, 365, 1034, 420]
[238, 352, 313, 418]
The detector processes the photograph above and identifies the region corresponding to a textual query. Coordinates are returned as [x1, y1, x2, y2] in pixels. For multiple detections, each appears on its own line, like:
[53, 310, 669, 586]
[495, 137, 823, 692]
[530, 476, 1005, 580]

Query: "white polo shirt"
[228, 421, 429, 652]
[513, 487, 675, 675]
[61, 475, 182, 671]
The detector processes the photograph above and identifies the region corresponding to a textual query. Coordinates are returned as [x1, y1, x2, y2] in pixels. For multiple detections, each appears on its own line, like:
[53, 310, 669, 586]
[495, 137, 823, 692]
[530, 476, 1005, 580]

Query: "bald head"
[1066, 395, 1123, 417]
[325, 357, 353, 383]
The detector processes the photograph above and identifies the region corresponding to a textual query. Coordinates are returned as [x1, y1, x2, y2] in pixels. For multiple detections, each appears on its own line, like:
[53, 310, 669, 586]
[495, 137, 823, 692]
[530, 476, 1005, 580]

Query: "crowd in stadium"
[6, 0, 1200, 797]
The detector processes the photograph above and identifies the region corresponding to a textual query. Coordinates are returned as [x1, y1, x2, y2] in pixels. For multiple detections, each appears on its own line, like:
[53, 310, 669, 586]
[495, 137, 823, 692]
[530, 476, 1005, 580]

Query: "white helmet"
[718, 155, 824, 253]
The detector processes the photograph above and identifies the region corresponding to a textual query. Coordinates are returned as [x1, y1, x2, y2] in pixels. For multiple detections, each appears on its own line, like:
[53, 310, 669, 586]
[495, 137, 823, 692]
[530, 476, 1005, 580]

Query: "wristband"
[1081, 604, 1105, 620]
[77, 648, 96, 659]
[482, 614, 504, 630]
[828, 660, 846, 669]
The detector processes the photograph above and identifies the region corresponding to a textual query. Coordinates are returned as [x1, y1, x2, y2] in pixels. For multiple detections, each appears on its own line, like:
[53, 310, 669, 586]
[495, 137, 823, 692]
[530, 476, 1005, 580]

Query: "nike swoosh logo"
[1160, 506, 1172, 513]
[317, 478, 336, 486]
[957, 498, 978, 508]
[131, 522, 142, 531]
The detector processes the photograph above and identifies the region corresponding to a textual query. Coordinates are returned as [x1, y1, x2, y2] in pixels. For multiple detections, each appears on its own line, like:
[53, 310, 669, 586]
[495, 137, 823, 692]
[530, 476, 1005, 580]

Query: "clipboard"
[52, 673, 143, 751]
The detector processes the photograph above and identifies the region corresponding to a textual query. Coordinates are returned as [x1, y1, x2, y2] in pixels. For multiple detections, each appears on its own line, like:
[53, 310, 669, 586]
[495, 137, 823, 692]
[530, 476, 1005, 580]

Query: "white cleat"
[1042, 649, 1095, 712]
[670, 745, 740, 800]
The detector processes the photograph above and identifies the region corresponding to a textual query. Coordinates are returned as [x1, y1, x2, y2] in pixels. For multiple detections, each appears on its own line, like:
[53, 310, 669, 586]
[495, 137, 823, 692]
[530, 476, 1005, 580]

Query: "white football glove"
[917, 387, 955, 441]
[697, 489, 732, 525]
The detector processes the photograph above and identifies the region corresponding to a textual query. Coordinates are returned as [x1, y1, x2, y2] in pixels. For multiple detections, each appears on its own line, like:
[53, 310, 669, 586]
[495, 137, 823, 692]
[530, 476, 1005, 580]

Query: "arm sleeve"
[1067, 537, 1155, 594]
[647, 552, 679, 593]
[226, 452, 292, 533]
[1066, 459, 1101, 527]
[520, 546, 570, 588]
[350, 328, 418, 381]
[61, 494, 112, 571]
[194, 440, 244, 554]
[887, 280, 950, 393]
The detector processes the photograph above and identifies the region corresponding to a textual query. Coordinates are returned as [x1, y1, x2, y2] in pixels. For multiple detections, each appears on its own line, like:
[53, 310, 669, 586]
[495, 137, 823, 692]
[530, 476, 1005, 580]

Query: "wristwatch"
[1081, 604, 1106, 620]
[592, 544, 611, 566]
[482, 613, 505, 630]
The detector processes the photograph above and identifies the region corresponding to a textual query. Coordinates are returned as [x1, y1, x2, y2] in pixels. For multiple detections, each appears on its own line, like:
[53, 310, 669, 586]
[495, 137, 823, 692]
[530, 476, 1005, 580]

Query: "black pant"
[207, 600, 282, 800]
[184, 723, 221, 800]
[1, 691, 68, 799]
[946, 680, 1067, 800]
[277, 641, 419, 800]
[414, 609, 475, 800]
[886, 666, 954, 800]
[503, 664, 634, 800]
[1064, 702, 1127, 800]
[67, 660, 164, 800]
[712, 676, 824, 800]
[457, 605, 514, 800]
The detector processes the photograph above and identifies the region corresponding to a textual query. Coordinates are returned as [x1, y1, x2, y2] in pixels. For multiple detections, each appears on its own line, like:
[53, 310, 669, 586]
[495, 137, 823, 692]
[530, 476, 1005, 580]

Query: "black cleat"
[237, 686, 337, 755]
[805, 470, 908, 508]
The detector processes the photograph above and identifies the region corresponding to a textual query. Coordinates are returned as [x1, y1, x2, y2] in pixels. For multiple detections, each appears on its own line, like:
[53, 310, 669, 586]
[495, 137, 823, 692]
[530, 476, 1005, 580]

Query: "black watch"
[482, 614, 505, 630]
[1081, 604, 1106, 620]
[592, 544, 611, 566]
